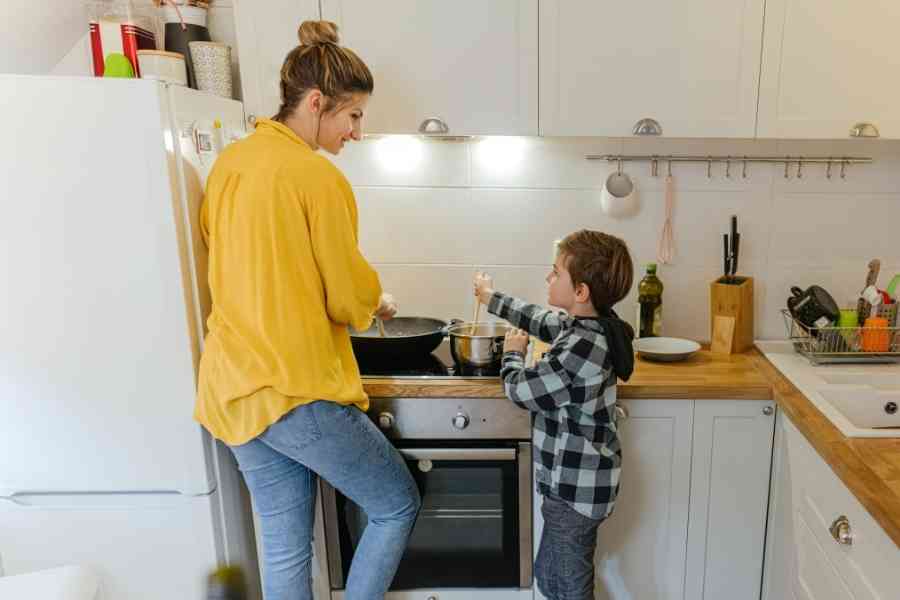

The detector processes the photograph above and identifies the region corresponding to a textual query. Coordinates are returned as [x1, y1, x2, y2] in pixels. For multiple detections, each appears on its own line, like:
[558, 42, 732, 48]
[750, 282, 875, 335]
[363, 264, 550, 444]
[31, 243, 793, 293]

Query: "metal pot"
[447, 321, 511, 374]
[350, 317, 453, 360]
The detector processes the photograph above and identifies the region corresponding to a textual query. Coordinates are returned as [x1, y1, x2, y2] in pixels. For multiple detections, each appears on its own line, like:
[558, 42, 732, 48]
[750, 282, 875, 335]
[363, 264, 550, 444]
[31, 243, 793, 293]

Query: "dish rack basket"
[782, 309, 900, 365]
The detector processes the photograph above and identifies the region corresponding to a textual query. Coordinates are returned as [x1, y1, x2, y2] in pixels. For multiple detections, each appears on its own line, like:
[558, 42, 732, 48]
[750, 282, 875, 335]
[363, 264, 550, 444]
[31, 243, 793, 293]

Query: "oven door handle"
[398, 448, 517, 461]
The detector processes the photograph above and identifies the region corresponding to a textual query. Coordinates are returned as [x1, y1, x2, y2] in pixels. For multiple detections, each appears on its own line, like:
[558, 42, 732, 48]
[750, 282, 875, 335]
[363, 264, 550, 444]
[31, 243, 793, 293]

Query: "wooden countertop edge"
[749, 350, 900, 549]
[362, 380, 772, 400]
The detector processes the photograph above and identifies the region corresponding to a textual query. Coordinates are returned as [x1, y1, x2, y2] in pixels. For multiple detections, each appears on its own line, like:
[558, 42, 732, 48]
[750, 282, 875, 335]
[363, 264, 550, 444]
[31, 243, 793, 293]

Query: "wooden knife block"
[710, 276, 754, 354]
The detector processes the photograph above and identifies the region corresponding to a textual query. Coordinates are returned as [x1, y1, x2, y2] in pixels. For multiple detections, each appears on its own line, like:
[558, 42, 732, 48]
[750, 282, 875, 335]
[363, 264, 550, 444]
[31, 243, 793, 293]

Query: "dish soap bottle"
[637, 263, 663, 338]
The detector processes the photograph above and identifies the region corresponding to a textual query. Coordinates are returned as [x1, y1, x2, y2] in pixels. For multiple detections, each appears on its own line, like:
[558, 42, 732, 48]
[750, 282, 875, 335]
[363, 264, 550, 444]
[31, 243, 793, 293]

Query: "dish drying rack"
[782, 309, 900, 365]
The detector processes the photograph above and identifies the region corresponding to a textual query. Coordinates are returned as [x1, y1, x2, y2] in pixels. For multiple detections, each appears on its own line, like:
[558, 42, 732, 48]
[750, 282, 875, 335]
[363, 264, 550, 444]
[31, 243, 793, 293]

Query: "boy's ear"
[575, 282, 591, 303]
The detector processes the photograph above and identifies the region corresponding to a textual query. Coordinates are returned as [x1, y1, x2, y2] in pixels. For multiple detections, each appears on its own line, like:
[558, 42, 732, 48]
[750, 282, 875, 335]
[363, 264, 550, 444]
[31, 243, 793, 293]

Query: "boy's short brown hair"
[557, 230, 634, 314]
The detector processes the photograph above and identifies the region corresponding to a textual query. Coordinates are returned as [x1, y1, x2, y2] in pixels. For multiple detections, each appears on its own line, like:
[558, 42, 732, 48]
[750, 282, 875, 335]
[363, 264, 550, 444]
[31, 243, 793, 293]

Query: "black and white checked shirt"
[489, 292, 621, 520]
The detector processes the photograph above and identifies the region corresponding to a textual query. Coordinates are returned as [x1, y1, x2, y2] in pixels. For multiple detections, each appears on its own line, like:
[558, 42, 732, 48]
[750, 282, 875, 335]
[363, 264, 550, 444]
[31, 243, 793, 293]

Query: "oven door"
[322, 442, 532, 591]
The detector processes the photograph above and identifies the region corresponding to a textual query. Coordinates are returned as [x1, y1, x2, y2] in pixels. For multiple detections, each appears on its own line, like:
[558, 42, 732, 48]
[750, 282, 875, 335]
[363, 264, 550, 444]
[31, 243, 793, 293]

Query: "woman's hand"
[375, 293, 398, 320]
[473, 271, 494, 305]
[504, 328, 529, 355]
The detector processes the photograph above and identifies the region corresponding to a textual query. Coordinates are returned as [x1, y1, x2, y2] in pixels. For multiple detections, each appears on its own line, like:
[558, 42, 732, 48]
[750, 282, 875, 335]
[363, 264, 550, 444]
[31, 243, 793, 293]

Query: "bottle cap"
[646, 263, 657, 274]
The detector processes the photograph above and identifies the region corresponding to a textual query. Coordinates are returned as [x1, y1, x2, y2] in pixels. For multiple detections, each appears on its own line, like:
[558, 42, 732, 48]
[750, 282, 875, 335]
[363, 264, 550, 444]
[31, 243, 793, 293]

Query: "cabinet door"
[232, 0, 320, 126]
[762, 412, 796, 600]
[533, 399, 693, 600]
[539, 0, 765, 137]
[685, 400, 776, 600]
[758, 0, 900, 139]
[321, 0, 538, 136]
[784, 418, 900, 600]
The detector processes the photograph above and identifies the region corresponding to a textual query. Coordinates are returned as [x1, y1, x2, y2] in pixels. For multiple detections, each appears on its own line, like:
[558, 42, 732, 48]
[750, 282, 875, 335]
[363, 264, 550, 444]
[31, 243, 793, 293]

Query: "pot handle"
[790, 286, 804, 298]
[492, 338, 505, 355]
[443, 318, 464, 335]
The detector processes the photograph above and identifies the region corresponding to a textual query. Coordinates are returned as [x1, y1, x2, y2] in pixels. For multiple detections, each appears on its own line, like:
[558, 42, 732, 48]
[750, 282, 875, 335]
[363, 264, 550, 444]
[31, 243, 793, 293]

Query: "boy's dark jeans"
[535, 494, 606, 600]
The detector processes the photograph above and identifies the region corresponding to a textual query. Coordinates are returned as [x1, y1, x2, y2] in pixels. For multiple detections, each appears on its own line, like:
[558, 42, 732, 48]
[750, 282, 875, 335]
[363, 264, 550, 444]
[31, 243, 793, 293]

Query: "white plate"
[634, 337, 701, 362]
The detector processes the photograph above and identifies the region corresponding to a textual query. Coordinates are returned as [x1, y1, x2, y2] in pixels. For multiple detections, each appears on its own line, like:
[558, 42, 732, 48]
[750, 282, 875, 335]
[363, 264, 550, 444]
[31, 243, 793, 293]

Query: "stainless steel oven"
[321, 395, 533, 594]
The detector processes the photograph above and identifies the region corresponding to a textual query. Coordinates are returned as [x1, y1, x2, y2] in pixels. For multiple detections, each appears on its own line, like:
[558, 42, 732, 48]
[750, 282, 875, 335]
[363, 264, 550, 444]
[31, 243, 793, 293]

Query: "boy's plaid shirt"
[488, 292, 621, 520]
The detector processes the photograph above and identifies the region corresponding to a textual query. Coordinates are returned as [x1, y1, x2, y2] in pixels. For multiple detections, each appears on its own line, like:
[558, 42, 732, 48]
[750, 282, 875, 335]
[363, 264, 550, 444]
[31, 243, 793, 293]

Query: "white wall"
[0, 1, 85, 74]
[328, 136, 900, 341]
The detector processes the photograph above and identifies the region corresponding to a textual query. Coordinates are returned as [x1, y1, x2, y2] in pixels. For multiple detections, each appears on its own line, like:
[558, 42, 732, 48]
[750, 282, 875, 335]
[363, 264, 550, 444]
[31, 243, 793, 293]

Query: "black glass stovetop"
[356, 340, 500, 379]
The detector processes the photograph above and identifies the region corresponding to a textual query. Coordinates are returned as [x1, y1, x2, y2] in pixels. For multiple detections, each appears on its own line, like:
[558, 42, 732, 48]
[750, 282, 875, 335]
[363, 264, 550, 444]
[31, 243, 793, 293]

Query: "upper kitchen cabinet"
[232, 0, 320, 127]
[758, 0, 900, 139]
[539, 0, 765, 138]
[320, 0, 538, 136]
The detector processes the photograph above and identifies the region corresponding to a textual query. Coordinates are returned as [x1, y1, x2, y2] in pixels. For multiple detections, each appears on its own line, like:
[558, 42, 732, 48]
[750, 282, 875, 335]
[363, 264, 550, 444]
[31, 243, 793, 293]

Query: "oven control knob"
[377, 412, 395, 430]
[452, 412, 470, 430]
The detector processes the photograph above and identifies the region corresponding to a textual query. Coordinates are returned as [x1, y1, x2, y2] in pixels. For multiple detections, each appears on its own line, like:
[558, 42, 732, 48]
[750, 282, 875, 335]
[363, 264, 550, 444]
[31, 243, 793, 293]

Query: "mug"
[600, 171, 639, 218]
[189, 42, 233, 98]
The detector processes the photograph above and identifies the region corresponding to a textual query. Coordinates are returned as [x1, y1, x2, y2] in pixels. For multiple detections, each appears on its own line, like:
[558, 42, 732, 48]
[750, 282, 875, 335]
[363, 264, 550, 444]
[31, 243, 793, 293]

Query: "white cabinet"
[538, 0, 765, 138]
[685, 400, 775, 600]
[758, 0, 900, 139]
[534, 399, 693, 600]
[764, 413, 900, 600]
[232, 0, 320, 126]
[321, 0, 538, 136]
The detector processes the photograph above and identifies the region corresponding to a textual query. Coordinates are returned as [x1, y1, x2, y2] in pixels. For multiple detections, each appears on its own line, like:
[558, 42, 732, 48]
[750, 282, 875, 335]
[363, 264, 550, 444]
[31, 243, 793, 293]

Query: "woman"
[194, 21, 420, 600]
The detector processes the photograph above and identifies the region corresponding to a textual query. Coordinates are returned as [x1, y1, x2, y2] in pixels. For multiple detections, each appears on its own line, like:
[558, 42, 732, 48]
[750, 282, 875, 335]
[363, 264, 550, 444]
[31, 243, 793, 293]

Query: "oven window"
[335, 451, 521, 589]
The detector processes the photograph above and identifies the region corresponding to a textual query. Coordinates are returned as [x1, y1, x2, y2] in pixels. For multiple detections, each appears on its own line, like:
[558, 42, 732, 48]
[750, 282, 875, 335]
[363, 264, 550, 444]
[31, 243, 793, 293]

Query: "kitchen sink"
[817, 384, 900, 429]
[818, 372, 900, 389]
[756, 341, 900, 438]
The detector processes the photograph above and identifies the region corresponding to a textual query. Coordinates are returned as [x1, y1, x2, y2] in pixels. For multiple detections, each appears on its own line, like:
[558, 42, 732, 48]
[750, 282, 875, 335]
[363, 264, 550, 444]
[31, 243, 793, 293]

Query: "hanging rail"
[585, 154, 873, 178]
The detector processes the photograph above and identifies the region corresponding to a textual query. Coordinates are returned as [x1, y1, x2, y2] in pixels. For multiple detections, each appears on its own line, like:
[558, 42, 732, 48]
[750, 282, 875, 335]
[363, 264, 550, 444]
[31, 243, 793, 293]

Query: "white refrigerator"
[0, 76, 260, 599]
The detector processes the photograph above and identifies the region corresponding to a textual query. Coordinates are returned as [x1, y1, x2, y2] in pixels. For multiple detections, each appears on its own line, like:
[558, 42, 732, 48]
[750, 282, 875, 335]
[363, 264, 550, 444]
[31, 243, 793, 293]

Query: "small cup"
[600, 171, 639, 218]
[861, 317, 890, 352]
[837, 309, 859, 329]
[189, 41, 233, 98]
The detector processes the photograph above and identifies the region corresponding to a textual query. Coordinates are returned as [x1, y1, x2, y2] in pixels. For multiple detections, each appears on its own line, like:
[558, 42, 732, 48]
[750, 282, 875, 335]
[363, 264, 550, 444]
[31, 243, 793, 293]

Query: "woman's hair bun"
[298, 20, 340, 46]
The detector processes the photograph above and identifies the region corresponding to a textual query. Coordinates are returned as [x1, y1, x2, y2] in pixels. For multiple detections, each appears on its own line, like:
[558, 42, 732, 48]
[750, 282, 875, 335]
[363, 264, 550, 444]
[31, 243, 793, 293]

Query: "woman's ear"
[304, 89, 324, 115]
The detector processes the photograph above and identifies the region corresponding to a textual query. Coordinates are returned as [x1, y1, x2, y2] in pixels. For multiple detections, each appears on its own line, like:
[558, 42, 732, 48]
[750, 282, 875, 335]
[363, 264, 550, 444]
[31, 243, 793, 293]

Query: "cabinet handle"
[633, 118, 662, 136]
[418, 117, 449, 135]
[763, 406, 774, 416]
[849, 122, 879, 138]
[614, 404, 629, 423]
[829, 515, 853, 545]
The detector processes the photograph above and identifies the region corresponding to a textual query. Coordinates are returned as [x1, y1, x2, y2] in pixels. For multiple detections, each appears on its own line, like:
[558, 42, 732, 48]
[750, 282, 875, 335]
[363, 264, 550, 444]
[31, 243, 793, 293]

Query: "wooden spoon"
[376, 317, 387, 337]
[471, 300, 481, 335]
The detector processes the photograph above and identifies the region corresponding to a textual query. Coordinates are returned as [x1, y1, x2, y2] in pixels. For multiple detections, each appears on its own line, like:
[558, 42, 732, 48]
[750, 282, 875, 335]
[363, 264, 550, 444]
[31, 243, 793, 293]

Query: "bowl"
[634, 337, 701, 362]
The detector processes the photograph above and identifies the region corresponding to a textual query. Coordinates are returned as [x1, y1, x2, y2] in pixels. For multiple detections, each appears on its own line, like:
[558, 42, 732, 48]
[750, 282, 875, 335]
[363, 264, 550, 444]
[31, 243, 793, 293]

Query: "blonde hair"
[274, 21, 374, 121]
[557, 230, 634, 313]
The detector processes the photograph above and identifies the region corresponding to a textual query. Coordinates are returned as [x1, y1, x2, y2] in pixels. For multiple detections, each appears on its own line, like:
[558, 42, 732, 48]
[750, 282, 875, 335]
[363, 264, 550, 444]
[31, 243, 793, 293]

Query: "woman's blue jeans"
[229, 400, 421, 600]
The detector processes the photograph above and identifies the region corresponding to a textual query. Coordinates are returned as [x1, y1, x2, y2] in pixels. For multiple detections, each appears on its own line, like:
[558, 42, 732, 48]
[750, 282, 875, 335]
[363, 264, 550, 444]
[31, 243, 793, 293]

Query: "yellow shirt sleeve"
[300, 169, 381, 332]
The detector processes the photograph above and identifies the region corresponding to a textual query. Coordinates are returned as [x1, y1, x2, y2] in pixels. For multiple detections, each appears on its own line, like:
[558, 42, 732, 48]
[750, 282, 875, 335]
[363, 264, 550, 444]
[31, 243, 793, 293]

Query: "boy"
[473, 229, 635, 600]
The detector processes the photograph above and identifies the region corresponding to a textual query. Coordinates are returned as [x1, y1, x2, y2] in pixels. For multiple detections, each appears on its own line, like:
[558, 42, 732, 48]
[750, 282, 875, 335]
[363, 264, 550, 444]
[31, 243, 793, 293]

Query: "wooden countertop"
[362, 349, 771, 399]
[363, 347, 900, 548]
[751, 351, 900, 549]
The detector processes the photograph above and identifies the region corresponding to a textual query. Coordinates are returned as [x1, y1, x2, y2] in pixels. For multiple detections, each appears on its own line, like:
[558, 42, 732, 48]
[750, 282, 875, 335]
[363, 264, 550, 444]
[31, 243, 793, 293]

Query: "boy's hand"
[504, 328, 529, 354]
[473, 271, 494, 305]
[375, 293, 398, 320]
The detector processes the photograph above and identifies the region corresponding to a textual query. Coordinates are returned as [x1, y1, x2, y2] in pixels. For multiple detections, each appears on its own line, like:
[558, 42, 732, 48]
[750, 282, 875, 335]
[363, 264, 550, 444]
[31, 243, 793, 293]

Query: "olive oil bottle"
[205, 566, 247, 600]
[637, 263, 663, 338]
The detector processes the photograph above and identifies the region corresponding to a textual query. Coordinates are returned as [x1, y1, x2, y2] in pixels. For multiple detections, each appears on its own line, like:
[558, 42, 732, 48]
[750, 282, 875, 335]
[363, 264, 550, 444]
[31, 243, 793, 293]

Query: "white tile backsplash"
[348, 137, 900, 341]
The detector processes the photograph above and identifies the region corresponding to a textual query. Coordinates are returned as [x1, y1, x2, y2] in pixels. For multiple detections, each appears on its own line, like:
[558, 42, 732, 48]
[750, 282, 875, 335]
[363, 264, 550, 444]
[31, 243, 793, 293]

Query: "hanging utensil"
[657, 173, 675, 264]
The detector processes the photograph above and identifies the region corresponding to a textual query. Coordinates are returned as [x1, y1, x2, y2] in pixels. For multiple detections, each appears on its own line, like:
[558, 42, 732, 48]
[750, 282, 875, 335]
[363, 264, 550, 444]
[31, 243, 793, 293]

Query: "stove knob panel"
[377, 412, 395, 430]
[452, 412, 470, 430]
